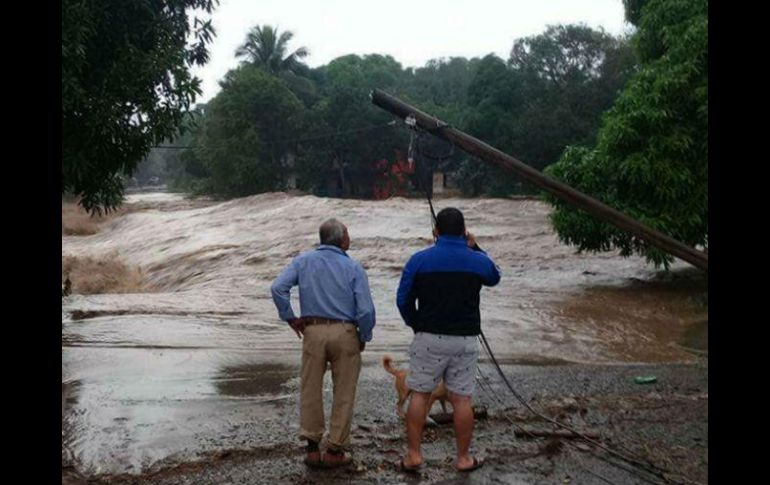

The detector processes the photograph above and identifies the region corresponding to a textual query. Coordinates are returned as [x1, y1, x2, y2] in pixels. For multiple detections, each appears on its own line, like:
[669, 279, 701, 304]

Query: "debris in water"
[634, 376, 658, 384]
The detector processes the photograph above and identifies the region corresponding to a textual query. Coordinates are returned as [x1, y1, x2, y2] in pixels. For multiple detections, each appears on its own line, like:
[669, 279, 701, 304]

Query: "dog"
[382, 355, 449, 420]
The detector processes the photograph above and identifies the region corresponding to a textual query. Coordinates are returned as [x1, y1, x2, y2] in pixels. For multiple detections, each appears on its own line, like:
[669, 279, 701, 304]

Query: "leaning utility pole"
[370, 89, 708, 272]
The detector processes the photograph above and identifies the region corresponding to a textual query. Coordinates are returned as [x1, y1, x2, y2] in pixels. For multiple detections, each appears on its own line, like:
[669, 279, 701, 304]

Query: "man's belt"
[302, 317, 355, 327]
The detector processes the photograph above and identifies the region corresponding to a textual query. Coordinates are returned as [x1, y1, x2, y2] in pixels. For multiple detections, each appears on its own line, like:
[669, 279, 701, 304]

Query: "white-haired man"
[271, 218, 376, 468]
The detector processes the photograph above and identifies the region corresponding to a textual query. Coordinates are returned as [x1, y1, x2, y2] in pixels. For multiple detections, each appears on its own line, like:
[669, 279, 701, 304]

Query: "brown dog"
[382, 355, 449, 420]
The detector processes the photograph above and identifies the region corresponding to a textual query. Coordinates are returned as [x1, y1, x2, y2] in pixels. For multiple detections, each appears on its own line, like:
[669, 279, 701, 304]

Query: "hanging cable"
[400, 113, 698, 485]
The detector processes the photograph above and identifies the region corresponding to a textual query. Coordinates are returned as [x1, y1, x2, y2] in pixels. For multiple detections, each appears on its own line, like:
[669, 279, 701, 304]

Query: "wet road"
[62, 192, 707, 476]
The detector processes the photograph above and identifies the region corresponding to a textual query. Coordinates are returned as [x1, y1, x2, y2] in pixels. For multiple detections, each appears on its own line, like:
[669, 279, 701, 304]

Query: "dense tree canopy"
[545, 0, 708, 267]
[195, 66, 305, 196]
[457, 25, 636, 196]
[160, 21, 636, 201]
[67, 0, 707, 271]
[62, 0, 218, 213]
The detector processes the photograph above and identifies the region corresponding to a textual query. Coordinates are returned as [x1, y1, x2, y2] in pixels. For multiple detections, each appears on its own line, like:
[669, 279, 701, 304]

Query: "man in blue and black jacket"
[396, 207, 500, 473]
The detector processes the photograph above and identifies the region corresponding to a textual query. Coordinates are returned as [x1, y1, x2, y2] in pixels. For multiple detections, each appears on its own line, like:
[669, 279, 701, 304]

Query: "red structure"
[372, 150, 415, 200]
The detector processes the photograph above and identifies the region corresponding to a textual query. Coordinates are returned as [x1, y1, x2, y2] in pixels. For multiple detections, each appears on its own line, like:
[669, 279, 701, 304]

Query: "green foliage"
[408, 57, 480, 107]
[197, 66, 305, 196]
[460, 25, 636, 196]
[311, 54, 409, 197]
[235, 25, 309, 74]
[67, 5, 707, 271]
[461, 55, 523, 195]
[168, 22, 637, 203]
[545, 0, 707, 268]
[62, 0, 218, 214]
[69, 12, 640, 206]
[623, 0, 650, 26]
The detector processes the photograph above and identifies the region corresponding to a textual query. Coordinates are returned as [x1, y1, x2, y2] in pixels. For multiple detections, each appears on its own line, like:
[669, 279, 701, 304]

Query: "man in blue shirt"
[396, 207, 500, 473]
[271, 218, 376, 468]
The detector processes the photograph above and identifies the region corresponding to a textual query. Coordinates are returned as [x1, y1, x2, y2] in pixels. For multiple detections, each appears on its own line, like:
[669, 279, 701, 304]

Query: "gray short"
[406, 332, 479, 397]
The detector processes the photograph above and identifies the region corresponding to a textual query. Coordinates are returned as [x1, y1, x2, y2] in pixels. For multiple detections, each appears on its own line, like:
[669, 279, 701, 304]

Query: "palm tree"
[235, 25, 309, 74]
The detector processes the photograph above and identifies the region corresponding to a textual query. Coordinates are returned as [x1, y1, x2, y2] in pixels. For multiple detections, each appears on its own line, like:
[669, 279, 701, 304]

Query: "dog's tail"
[382, 355, 400, 376]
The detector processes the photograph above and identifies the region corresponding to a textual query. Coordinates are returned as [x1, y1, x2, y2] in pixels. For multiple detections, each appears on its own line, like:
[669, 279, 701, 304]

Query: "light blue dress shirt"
[270, 245, 376, 342]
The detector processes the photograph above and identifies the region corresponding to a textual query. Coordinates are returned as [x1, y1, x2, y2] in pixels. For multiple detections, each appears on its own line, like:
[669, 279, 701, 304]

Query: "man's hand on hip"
[288, 318, 305, 339]
[359, 341, 366, 352]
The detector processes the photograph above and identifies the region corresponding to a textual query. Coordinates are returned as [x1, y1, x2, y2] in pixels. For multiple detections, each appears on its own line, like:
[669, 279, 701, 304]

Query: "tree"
[403, 57, 479, 188]
[545, 0, 708, 268]
[460, 26, 636, 197]
[313, 54, 409, 197]
[407, 57, 480, 109]
[194, 66, 305, 196]
[462, 55, 523, 196]
[508, 24, 637, 173]
[235, 25, 309, 75]
[62, 0, 218, 213]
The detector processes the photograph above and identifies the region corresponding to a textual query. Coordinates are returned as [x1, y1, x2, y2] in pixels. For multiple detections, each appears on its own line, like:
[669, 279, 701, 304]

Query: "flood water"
[62, 192, 707, 476]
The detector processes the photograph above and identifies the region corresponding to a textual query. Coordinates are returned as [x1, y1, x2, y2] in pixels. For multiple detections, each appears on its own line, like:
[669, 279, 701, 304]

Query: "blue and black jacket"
[396, 235, 501, 336]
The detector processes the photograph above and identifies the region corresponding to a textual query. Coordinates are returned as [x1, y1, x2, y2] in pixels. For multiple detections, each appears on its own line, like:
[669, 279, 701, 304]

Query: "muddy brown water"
[62, 192, 707, 477]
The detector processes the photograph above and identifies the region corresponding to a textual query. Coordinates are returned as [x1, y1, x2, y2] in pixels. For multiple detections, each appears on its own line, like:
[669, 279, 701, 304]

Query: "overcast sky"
[192, 0, 630, 103]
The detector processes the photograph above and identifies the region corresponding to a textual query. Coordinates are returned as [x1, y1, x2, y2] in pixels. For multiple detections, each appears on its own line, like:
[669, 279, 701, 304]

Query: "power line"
[406, 113, 695, 484]
[478, 331, 699, 485]
[151, 120, 397, 150]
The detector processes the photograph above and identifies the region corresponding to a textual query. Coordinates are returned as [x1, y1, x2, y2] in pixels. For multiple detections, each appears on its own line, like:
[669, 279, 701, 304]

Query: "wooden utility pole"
[371, 89, 708, 271]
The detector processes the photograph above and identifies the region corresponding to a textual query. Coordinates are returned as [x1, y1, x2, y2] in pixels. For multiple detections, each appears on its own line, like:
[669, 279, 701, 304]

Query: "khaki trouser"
[300, 322, 362, 451]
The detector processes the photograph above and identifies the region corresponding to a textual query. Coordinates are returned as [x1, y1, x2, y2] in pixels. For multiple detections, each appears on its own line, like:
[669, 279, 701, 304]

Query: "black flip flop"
[396, 459, 423, 474]
[457, 457, 484, 472]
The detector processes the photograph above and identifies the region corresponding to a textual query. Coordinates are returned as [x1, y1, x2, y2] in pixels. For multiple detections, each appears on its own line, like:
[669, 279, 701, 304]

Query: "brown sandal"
[304, 451, 323, 468]
[321, 451, 353, 468]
